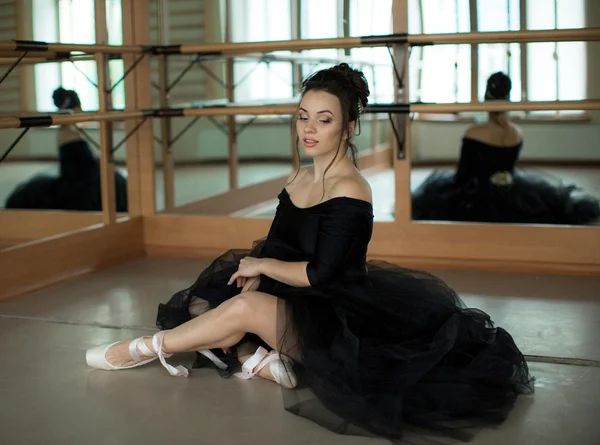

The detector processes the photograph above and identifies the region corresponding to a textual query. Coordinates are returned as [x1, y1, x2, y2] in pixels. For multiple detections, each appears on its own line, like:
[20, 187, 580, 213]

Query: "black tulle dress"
[412, 137, 600, 225]
[157, 187, 535, 442]
[5, 140, 128, 212]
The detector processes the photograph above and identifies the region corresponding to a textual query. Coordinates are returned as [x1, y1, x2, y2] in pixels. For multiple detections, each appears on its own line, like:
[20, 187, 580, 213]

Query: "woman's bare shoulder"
[329, 173, 372, 204]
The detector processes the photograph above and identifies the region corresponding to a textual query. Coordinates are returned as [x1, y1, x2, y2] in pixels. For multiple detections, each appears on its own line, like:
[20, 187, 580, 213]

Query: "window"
[408, 0, 587, 117]
[230, 0, 396, 104]
[33, 0, 125, 112]
[230, 0, 293, 102]
[526, 0, 586, 107]
[349, 0, 395, 103]
[409, 0, 471, 103]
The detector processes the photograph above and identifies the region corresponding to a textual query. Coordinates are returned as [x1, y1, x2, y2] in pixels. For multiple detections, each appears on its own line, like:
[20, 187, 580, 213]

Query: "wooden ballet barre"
[3, 27, 597, 60]
[410, 28, 600, 45]
[410, 100, 600, 113]
[156, 28, 600, 56]
[1, 100, 599, 129]
[0, 40, 142, 55]
[0, 53, 117, 65]
[0, 111, 148, 129]
[191, 52, 390, 68]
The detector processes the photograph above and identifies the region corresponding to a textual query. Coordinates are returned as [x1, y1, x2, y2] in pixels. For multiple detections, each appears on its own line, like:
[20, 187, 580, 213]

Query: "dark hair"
[52, 87, 81, 110]
[289, 63, 370, 197]
[484, 72, 512, 101]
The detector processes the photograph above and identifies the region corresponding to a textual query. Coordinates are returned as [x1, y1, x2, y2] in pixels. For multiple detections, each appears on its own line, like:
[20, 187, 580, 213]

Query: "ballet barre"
[0, 27, 598, 59]
[2, 99, 599, 130]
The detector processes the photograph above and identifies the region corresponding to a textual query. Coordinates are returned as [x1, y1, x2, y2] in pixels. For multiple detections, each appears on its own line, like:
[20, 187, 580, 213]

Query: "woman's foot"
[86, 331, 189, 377]
[236, 347, 298, 389]
[105, 337, 156, 368]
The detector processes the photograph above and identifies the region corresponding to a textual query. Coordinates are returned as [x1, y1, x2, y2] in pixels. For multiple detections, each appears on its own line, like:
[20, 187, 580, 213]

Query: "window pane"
[408, 47, 423, 102]
[556, 0, 585, 29]
[231, 0, 291, 42]
[302, 0, 339, 38]
[557, 42, 586, 100]
[301, 0, 342, 79]
[59, 0, 96, 44]
[349, 0, 394, 103]
[350, 0, 393, 36]
[477, 0, 520, 32]
[421, 0, 470, 34]
[407, 0, 422, 34]
[526, 0, 555, 30]
[234, 61, 293, 101]
[231, 0, 293, 101]
[106, 0, 123, 45]
[33, 0, 60, 111]
[420, 45, 471, 103]
[527, 43, 557, 101]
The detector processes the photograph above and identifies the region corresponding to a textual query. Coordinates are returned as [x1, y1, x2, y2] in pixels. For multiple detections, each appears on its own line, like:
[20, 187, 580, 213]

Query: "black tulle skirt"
[156, 240, 535, 443]
[4, 171, 128, 212]
[411, 169, 600, 225]
[4, 140, 128, 212]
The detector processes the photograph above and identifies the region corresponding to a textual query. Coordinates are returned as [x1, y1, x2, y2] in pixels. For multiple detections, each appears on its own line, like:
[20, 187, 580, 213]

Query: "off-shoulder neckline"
[463, 136, 522, 149]
[281, 188, 373, 210]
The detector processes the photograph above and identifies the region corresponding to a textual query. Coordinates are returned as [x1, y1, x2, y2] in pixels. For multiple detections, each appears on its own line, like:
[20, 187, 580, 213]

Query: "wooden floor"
[0, 257, 598, 444]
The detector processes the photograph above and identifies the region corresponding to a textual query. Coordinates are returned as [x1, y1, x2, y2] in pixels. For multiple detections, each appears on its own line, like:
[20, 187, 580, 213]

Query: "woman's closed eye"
[298, 115, 331, 124]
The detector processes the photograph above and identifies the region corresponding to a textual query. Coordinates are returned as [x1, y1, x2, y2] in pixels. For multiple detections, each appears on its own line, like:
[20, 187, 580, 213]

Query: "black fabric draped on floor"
[156, 187, 535, 443]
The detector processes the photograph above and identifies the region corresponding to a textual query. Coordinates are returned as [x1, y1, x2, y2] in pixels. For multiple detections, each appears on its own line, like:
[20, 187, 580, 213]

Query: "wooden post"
[391, 0, 410, 224]
[225, 0, 238, 190]
[94, 0, 117, 224]
[158, 0, 174, 210]
[120, 0, 142, 216]
[131, 0, 156, 216]
[469, 0, 479, 103]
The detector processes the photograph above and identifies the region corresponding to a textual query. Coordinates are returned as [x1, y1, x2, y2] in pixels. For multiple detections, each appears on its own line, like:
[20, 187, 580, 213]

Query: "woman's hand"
[228, 257, 264, 286]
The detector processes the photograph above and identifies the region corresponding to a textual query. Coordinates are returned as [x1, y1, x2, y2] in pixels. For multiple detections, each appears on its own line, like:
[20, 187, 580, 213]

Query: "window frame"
[412, 0, 588, 123]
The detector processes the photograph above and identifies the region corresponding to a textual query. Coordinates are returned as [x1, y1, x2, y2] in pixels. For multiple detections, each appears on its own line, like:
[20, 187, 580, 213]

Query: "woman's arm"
[259, 259, 310, 287]
[228, 178, 372, 289]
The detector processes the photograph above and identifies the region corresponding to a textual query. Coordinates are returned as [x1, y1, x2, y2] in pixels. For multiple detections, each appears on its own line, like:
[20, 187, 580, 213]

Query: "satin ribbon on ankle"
[234, 346, 280, 380]
[197, 349, 228, 370]
[152, 331, 189, 377]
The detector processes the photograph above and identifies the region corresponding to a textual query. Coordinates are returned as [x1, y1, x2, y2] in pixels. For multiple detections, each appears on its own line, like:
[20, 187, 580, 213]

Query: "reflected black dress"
[412, 137, 600, 225]
[5, 140, 128, 212]
[156, 187, 535, 443]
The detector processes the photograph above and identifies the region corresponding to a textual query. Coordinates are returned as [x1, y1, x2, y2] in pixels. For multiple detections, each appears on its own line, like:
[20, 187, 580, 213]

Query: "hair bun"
[485, 72, 512, 101]
[52, 87, 81, 110]
[330, 63, 370, 114]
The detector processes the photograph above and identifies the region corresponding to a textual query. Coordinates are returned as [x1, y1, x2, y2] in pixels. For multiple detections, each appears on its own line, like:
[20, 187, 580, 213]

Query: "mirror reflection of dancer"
[86, 64, 534, 443]
[5, 88, 128, 212]
[412, 72, 600, 225]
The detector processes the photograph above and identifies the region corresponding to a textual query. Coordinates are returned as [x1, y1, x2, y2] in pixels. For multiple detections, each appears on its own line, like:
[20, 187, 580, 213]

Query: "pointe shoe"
[86, 331, 189, 377]
[234, 346, 298, 389]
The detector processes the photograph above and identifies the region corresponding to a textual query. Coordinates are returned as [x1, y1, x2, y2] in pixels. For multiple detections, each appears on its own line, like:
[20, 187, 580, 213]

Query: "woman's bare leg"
[188, 297, 280, 383]
[105, 291, 279, 369]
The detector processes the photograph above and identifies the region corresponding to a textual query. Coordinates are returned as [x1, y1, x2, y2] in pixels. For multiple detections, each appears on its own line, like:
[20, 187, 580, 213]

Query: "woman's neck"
[489, 111, 509, 126]
[311, 148, 350, 183]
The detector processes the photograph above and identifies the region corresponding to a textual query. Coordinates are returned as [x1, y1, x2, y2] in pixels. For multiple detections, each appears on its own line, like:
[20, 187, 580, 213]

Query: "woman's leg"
[104, 291, 279, 368]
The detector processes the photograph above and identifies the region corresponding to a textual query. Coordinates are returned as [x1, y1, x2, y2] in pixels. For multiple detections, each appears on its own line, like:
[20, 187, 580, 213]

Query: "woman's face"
[296, 90, 348, 159]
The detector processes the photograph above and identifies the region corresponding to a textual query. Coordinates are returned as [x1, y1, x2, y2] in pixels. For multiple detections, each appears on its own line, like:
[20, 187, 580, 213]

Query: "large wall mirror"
[408, 0, 600, 227]
[0, 0, 129, 250]
[148, 0, 398, 222]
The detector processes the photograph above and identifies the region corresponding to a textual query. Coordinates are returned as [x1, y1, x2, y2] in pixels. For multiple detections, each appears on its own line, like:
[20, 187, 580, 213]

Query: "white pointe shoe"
[86, 331, 189, 377]
[234, 346, 298, 389]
